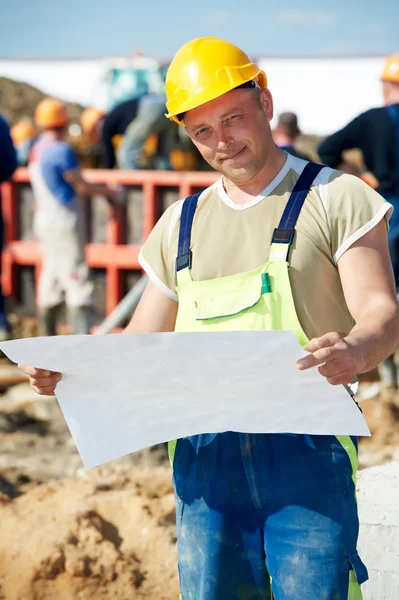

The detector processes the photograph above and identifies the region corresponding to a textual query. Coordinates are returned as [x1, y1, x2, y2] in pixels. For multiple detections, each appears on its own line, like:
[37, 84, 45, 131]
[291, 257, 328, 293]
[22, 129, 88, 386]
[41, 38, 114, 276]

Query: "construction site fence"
[1, 168, 219, 320]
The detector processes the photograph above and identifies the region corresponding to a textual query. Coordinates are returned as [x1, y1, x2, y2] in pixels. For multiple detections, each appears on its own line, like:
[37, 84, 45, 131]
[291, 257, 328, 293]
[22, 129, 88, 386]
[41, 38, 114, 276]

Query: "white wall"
[0, 55, 388, 134]
[261, 57, 386, 135]
[357, 462, 399, 600]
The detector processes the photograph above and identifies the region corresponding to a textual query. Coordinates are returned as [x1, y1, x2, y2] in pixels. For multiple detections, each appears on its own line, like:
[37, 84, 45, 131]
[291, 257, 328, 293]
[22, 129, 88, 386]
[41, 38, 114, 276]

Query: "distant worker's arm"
[318, 115, 365, 174]
[63, 168, 121, 206]
[101, 115, 117, 169]
[19, 281, 178, 395]
[297, 220, 399, 384]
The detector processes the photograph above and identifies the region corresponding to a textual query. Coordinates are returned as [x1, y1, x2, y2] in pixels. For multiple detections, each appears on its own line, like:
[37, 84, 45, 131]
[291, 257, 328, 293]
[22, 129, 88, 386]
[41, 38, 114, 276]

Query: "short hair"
[277, 112, 300, 137]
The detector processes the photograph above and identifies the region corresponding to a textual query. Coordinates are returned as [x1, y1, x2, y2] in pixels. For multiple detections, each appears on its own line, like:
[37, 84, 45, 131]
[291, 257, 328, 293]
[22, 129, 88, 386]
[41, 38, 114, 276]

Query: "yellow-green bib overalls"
[170, 163, 368, 600]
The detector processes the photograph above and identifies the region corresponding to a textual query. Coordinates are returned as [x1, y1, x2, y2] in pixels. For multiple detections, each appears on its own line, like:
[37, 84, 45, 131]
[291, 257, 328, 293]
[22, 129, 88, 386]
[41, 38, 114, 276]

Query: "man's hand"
[107, 184, 127, 205]
[296, 332, 359, 385]
[18, 365, 62, 396]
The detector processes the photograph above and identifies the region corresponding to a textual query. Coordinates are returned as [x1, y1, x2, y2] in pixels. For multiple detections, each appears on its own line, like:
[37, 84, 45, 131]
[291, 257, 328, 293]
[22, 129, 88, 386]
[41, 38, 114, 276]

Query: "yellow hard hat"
[80, 107, 106, 135]
[10, 120, 37, 144]
[165, 37, 267, 125]
[380, 55, 399, 84]
[34, 97, 70, 129]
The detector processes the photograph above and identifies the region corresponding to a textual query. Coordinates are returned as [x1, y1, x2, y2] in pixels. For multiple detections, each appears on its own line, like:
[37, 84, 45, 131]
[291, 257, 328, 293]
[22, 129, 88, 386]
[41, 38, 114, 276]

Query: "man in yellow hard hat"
[29, 97, 120, 335]
[10, 119, 38, 166]
[318, 54, 399, 395]
[20, 39, 399, 599]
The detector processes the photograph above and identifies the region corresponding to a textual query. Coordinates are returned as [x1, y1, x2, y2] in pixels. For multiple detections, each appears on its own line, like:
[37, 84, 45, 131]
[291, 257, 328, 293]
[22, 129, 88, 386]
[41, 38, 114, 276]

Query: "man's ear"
[260, 89, 274, 122]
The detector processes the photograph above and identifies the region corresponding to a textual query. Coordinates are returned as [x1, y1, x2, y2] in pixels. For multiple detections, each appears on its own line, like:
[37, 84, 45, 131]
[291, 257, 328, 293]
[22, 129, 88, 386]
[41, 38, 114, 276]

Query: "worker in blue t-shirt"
[29, 98, 122, 335]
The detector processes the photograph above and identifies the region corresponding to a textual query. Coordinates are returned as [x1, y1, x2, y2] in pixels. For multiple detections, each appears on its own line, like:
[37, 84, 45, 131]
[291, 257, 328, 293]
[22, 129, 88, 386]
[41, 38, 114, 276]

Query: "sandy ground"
[0, 338, 398, 599]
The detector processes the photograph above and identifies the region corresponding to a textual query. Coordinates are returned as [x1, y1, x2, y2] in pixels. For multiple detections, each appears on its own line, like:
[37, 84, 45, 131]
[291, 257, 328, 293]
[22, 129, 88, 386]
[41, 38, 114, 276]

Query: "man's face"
[184, 87, 274, 184]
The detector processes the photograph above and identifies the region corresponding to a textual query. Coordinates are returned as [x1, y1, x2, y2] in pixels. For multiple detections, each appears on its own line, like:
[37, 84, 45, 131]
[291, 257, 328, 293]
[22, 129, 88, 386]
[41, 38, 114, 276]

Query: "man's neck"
[43, 130, 64, 142]
[273, 132, 295, 148]
[386, 97, 399, 106]
[223, 146, 287, 205]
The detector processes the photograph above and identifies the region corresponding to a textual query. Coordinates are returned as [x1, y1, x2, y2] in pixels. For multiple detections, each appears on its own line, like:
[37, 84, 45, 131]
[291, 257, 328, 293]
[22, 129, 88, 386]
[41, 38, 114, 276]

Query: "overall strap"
[386, 105, 399, 189]
[270, 162, 324, 259]
[176, 192, 202, 271]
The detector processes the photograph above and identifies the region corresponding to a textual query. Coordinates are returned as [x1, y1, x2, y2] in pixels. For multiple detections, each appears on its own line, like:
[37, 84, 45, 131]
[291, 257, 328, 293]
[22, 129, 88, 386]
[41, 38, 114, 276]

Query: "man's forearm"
[345, 303, 399, 374]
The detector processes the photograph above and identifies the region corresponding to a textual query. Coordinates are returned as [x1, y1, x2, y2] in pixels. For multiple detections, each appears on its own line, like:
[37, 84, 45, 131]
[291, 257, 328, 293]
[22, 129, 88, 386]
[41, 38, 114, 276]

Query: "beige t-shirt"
[139, 153, 392, 340]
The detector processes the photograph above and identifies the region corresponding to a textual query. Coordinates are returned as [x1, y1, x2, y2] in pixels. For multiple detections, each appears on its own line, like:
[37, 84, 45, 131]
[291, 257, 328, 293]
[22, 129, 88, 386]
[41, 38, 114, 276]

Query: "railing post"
[105, 202, 124, 315]
[142, 180, 159, 240]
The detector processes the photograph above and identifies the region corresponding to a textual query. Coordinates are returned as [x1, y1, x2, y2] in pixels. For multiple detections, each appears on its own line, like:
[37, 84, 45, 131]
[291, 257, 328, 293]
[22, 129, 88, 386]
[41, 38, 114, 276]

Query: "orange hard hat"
[380, 55, 399, 84]
[34, 97, 70, 129]
[10, 120, 37, 144]
[80, 107, 106, 135]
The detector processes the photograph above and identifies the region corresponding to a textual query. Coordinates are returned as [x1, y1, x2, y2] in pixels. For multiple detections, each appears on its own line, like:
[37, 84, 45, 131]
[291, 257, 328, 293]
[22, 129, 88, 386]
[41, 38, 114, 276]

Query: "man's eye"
[226, 114, 242, 124]
[196, 128, 209, 137]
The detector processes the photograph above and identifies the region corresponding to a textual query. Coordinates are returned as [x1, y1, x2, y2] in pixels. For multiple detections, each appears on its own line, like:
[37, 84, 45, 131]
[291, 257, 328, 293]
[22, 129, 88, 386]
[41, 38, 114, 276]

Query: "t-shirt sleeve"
[138, 200, 182, 300]
[57, 143, 80, 172]
[326, 171, 393, 263]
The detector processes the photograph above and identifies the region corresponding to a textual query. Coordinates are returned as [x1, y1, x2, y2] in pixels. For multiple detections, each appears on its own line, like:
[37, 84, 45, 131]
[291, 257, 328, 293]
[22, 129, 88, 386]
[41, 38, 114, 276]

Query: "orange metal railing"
[1, 168, 219, 315]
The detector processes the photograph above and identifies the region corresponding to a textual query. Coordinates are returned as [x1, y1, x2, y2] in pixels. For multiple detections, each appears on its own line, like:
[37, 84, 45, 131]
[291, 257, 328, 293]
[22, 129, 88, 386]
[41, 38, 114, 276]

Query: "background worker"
[10, 119, 38, 166]
[273, 111, 311, 160]
[318, 54, 399, 394]
[120, 92, 177, 170]
[20, 38, 399, 600]
[81, 97, 178, 171]
[0, 113, 17, 341]
[80, 98, 140, 169]
[29, 97, 121, 336]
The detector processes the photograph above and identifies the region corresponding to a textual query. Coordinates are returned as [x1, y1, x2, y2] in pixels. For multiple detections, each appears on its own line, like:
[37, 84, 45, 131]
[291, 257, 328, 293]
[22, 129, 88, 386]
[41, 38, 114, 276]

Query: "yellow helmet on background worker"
[165, 37, 267, 125]
[34, 98, 70, 129]
[10, 120, 37, 145]
[380, 55, 399, 84]
[80, 107, 105, 136]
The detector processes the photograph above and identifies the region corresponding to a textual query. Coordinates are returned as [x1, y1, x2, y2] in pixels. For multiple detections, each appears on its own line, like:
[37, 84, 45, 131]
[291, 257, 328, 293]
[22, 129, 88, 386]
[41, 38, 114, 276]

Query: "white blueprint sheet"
[0, 331, 370, 469]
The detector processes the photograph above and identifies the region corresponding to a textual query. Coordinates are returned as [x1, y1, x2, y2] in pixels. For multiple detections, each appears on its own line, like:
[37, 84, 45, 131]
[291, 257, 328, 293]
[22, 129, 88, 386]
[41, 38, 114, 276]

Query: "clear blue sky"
[1, 0, 398, 60]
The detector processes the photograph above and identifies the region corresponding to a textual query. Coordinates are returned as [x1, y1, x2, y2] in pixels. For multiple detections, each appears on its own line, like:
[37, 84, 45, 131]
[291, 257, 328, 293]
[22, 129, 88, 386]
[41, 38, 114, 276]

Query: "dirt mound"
[0, 77, 83, 126]
[0, 466, 179, 600]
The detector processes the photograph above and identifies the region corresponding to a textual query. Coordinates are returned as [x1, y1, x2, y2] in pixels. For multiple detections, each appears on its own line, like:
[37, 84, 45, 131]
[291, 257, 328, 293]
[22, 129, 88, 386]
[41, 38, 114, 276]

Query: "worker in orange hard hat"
[10, 119, 38, 166]
[80, 100, 141, 168]
[21, 39, 399, 600]
[80, 107, 106, 141]
[29, 97, 123, 336]
[318, 54, 399, 396]
[80, 96, 177, 171]
[10, 119, 37, 145]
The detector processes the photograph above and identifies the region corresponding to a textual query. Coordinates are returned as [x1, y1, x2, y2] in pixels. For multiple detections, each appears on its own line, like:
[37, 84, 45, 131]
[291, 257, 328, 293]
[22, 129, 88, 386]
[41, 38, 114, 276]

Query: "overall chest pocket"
[193, 279, 280, 332]
[195, 285, 263, 320]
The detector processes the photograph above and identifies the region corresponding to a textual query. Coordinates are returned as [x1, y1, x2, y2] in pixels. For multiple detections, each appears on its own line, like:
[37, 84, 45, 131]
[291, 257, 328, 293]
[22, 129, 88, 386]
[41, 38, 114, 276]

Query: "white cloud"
[275, 11, 335, 27]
